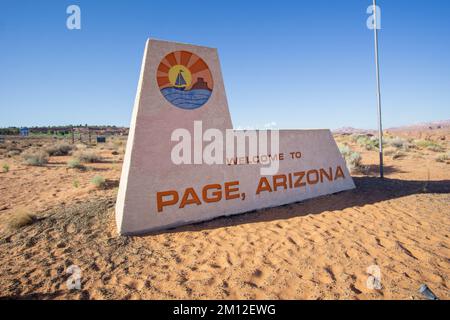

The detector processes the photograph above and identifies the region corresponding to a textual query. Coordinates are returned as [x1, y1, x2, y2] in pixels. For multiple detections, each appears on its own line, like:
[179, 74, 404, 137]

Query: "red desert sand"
[0, 128, 449, 300]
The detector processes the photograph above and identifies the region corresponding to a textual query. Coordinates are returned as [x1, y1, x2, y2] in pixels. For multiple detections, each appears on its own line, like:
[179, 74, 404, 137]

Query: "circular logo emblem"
[157, 51, 213, 110]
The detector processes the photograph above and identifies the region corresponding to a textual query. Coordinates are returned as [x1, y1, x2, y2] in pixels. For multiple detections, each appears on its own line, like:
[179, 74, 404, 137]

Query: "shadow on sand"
[149, 177, 450, 236]
[0, 290, 90, 300]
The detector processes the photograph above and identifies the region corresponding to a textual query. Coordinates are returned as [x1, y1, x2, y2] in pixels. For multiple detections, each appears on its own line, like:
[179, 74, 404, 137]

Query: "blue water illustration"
[161, 87, 212, 109]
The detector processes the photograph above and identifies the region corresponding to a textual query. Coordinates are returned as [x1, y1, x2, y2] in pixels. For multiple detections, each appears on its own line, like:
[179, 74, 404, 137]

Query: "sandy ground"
[0, 132, 449, 300]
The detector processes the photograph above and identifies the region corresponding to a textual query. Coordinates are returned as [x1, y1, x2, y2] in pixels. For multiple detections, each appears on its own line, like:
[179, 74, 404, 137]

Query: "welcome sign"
[115, 39, 355, 235]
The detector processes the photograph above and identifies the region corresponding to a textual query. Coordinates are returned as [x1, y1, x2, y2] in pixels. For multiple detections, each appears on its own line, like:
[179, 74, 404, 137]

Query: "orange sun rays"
[157, 51, 212, 90]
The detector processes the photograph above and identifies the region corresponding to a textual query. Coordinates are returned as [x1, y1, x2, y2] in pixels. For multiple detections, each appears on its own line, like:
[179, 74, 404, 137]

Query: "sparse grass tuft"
[8, 209, 37, 230]
[67, 158, 85, 170]
[73, 179, 80, 188]
[91, 175, 106, 189]
[351, 134, 380, 151]
[339, 144, 351, 158]
[21, 149, 49, 166]
[383, 147, 396, 156]
[45, 142, 74, 156]
[113, 139, 124, 147]
[74, 150, 102, 163]
[7, 149, 21, 157]
[388, 137, 410, 150]
[414, 139, 444, 152]
[427, 144, 445, 153]
[2, 163, 9, 173]
[435, 153, 450, 163]
[392, 151, 406, 160]
[75, 143, 87, 150]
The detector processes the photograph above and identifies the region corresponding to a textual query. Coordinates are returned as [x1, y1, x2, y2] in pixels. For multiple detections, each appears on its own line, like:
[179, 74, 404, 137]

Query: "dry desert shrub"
[7, 149, 21, 157]
[2, 163, 10, 173]
[339, 144, 364, 173]
[21, 148, 49, 166]
[387, 137, 411, 151]
[435, 153, 450, 163]
[91, 175, 106, 189]
[347, 152, 363, 172]
[427, 144, 445, 153]
[383, 147, 396, 156]
[7, 209, 37, 230]
[45, 142, 74, 156]
[351, 134, 379, 150]
[73, 150, 102, 163]
[67, 158, 85, 169]
[414, 139, 444, 152]
[392, 150, 406, 160]
[112, 139, 124, 148]
[75, 143, 87, 150]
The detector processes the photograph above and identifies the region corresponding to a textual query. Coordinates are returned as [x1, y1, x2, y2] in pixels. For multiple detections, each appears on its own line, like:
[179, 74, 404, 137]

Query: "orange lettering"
[273, 175, 287, 191]
[179, 187, 201, 208]
[307, 170, 319, 184]
[335, 166, 345, 180]
[157, 190, 179, 212]
[202, 184, 222, 203]
[256, 177, 273, 194]
[293, 172, 306, 188]
[225, 181, 240, 200]
[320, 167, 333, 182]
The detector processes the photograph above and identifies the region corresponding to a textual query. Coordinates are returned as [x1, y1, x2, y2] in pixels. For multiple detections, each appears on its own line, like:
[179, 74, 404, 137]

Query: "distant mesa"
[190, 77, 211, 91]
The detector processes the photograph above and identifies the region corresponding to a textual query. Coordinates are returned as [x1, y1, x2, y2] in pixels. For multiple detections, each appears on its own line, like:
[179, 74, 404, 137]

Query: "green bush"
[21, 149, 49, 166]
[415, 139, 444, 152]
[339, 144, 351, 158]
[351, 134, 380, 150]
[339, 145, 363, 173]
[415, 139, 433, 148]
[2, 163, 9, 173]
[91, 175, 106, 189]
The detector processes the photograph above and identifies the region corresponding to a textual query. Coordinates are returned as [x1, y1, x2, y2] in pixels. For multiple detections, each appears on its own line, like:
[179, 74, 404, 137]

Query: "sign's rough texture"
[116, 39, 355, 235]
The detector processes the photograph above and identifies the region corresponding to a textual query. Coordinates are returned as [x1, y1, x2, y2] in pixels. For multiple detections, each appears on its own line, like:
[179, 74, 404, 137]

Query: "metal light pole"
[373, 0, 384, 178]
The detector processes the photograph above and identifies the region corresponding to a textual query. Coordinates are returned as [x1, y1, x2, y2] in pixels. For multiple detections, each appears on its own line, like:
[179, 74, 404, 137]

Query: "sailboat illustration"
[174, 70, 187, 90]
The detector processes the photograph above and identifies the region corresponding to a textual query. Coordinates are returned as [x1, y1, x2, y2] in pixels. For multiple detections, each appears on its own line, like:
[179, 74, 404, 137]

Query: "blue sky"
[1, 0, 449, 129]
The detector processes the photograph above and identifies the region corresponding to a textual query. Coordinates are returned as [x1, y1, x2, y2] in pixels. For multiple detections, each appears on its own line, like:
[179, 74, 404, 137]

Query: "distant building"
[20, 127, 29, 137]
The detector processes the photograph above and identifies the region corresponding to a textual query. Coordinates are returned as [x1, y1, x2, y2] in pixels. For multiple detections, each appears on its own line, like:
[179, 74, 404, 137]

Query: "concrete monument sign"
[115, 39, 355, 235]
